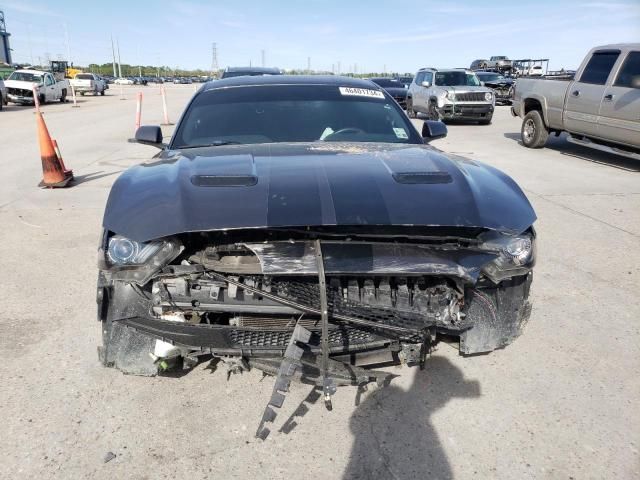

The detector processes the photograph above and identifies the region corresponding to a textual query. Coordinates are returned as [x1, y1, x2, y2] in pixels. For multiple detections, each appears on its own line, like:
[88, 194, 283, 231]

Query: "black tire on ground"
[427, 100, 440, 121]
[39, 94, 46, 105]
[100, 89, 105, 96]
[0, 97, 3, 110]
[80, 92, 85, 96]
[479, 114, 493, 125]
[60, 89, 67, 103]
[406, 97, 416, 118]
[521, 110, 549, 148]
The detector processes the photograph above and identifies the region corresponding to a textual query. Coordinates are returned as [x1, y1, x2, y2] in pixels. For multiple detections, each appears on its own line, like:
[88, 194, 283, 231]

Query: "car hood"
[103, 142, 536, 242]
[439, 85, 492, 93]
[4, 79, 41, 89]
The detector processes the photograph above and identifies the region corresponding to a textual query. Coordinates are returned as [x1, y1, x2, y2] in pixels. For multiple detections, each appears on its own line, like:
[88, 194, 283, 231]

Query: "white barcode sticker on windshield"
[393, 128, 408, 139]
[339, 87, 385, 99]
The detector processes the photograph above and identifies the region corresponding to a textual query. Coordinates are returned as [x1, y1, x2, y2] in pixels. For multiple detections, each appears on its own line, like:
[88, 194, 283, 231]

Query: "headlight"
[480, 232, 535, 283]
[447, 90, 455, 100]
[107, 235, 164, 265]
[484, 92, 493, 101]
[99, 234, 183, 285]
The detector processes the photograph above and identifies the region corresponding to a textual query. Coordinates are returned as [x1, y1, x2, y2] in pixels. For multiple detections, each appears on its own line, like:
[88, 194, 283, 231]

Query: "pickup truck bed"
[511, 43, 640, 160]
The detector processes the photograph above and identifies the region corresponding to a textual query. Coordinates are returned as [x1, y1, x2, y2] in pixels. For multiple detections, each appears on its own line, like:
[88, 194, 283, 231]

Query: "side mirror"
[422, 120, 447, 142]
[421, 81, 431, 88]
[133, 125, 165, 148]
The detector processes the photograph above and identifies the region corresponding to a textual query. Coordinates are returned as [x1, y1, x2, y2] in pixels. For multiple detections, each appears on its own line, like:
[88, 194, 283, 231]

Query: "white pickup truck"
[5, 68, 69, 105]
[511, 43, 639, 160]
[70, 73, 106, 96]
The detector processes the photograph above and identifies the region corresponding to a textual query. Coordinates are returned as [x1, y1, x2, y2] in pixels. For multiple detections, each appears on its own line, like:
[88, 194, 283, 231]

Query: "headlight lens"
[447, 90, 455, 100]
[107, 235, 163, 265]
[480, 232, 535, 283]
[503, 237, 532, 265]
[100, 234, 184, 285]
[485, 92, 493, 101]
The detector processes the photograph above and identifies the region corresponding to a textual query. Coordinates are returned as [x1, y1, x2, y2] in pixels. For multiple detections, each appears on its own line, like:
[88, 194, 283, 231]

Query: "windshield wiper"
[177, 141, 242, 149]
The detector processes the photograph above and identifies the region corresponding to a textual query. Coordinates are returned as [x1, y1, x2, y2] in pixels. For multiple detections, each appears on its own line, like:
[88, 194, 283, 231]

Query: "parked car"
[221, 66, 282, 78]
[70, 73, 106, 96]
[368, 77, 408, 107]
[487, 56, 513, 72]
[98, 75, 537, 407]
[0, 78, 7, 110]
[470, 59, 489, 70]
[114, 77, 134, 85]
[526, 65, 544, 76]
[476, 71, 515, 105]
[406, 68, 495, 123]
[511, 43, 640, 159]
[395, 75, 414, 88]
[5, 68, 69, 104]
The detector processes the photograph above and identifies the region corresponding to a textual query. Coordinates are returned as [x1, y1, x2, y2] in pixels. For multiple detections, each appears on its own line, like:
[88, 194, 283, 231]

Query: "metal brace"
[255, 323, 312, 440]
[314, 239, 336, 410]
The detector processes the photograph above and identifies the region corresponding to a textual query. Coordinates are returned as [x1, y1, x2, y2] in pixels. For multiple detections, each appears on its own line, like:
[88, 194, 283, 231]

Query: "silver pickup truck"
[511, 43, 639, 160]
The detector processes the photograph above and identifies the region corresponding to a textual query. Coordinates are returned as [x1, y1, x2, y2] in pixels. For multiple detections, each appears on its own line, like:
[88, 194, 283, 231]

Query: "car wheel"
[100, 89, 105, 96]
[479, 114, 493, 125]
[0, 98, 3, 110]
[60, 89, 67, 103]
[39, 94, 46, 105]
[406, 97, 416, 118]
[427, 101, 441, 121]
[521, 110, 549, 148]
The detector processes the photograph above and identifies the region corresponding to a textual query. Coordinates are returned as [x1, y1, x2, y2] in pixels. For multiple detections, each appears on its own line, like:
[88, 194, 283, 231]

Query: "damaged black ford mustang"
[97, 76, 536, 401]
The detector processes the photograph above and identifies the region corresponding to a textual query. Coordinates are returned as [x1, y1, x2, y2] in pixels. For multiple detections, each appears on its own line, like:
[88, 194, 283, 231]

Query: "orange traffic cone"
[36, 112, 73, 188]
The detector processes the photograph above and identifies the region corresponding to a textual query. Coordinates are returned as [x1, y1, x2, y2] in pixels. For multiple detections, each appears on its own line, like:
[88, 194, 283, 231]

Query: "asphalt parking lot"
[1, 85, 638, 479]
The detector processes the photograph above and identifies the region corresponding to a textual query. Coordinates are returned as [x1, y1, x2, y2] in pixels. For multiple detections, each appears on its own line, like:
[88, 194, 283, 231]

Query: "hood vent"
[392, 172, 452, 184]
[191, 175, 258, 187]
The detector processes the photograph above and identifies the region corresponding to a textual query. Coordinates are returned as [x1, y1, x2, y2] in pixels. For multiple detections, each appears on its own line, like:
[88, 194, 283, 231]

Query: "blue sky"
[1, 0, 639, 72]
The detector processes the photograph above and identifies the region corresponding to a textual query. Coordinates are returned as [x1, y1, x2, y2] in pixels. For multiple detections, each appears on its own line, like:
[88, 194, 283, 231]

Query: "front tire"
[427, 100, 441, 121]
[406, 97, 416, 118]
[521, 110, 549, 148]
[60, 89, 67, 103]
[479, 113, 493, 125]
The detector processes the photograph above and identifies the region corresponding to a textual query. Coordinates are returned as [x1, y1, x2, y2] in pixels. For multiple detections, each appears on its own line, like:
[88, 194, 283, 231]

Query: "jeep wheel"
[479, 113, 493, 125]
[427, 101, 441, 121]
[60, 89, 67, 103]
[521, 110, 549, 148]
[100, 89, 105, 96]
[38, 94, 46, 105]
[406, 98, 416, 118]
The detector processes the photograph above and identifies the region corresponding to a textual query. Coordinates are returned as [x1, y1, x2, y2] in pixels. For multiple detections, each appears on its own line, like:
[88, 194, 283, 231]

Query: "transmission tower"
[211, 42, 219, 78]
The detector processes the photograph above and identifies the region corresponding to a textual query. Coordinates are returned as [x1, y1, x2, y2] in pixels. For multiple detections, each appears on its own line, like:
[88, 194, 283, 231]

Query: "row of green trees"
[79, 63, 413, 79]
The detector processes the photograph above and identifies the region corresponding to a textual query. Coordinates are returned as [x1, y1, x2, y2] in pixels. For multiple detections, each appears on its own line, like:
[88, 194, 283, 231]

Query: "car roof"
[203, 75, 382, 91]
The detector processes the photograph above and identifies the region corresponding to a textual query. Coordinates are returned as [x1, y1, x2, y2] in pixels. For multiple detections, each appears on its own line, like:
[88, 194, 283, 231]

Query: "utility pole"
[337, 61, 340, 75]
[261, 49, 265, 67]
[110, 35, 117, 77]
[211, 42, 219, 77]
[307, 56, 311, 73]
[116, 38, 122, 77]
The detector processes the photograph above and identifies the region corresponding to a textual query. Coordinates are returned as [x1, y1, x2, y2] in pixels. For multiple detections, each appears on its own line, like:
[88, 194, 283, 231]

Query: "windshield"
[76, 74, 94, 80]
[172, 84, 420, 148]
[8, 71, 43, 82]
[435, 72, 480, 87]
